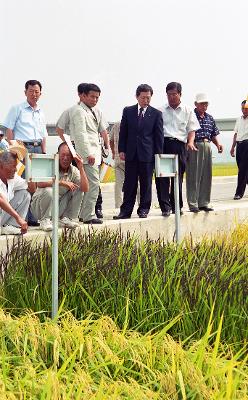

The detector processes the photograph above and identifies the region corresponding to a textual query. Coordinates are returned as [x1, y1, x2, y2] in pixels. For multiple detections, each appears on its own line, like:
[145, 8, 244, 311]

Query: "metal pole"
[52, 153, 59, 319]
[173, 155, 181, 242]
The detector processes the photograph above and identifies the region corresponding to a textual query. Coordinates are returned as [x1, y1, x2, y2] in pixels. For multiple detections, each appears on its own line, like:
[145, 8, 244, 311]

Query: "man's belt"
[195, 138, 210, 143]
[23, 141, 42, 146]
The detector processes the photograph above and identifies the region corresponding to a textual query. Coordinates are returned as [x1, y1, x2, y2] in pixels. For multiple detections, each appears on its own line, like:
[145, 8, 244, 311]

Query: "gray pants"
[114, 160, 125, 208]
[79, 164, 99, 221]
[31, 187, 83, 220]
[1, 189, 31, 227]
[186, 141, 212, 209]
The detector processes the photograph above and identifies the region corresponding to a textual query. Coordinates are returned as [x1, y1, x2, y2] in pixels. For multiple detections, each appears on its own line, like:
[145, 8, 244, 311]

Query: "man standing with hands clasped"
[186, 93, 223, 212]
[156, 82, 200, 216]
[114, 84, 164, 219]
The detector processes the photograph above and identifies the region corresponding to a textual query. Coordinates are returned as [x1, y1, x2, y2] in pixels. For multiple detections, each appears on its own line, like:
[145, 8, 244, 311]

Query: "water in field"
[212, 131, 235, 164]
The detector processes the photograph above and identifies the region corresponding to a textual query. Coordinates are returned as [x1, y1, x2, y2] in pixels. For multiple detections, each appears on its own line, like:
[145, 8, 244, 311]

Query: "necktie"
[90, 108, 97, 122]
[138, 107, 144, 127]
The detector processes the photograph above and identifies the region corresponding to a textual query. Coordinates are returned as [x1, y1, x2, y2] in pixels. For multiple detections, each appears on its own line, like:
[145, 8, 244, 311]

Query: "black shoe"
[189, 207, 200, 213]
[95, 209, 103, 218]
[233, 195, 242, 200]
[199, 206, 214, 212]
[28, 220, 40, 227]
[162, 210, 171, 217]
[113, 213, 131, 220]
[84, 219, 103, 224]
[138, 211, 148, 218]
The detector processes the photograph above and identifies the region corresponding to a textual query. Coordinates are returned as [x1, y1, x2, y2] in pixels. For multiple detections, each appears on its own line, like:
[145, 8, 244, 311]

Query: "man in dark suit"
[113, 84, 164, 219]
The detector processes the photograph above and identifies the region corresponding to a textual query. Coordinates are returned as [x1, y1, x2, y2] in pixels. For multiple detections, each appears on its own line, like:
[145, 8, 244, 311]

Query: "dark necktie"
[90, 108, 97, 122]
[138, 107, 144, 127]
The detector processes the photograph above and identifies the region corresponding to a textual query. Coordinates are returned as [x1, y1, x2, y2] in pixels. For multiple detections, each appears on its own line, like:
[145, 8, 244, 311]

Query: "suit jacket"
[118, 104, 164, 162]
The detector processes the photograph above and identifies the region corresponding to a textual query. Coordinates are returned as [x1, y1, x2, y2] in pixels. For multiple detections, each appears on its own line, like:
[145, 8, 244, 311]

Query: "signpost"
[25, 153, 59, 318]
[155, 154, 181, 242]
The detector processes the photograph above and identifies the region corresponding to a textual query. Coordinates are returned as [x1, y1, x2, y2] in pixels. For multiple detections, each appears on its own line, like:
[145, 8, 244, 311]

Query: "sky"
[1, 0, 248, 124]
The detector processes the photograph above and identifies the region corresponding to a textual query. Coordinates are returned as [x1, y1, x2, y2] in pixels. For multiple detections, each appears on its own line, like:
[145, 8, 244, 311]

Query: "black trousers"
[235, 140, 248, 197]
[120, 159, 154, 216]
[95, 187, 102, 211]
[155, 138, 186, 212]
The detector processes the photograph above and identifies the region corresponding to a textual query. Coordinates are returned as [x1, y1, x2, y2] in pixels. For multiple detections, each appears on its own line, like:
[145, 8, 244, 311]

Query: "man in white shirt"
[0, 151, 31, 235]
[230, 99, 248, 199]
[156, 82, 200, 216]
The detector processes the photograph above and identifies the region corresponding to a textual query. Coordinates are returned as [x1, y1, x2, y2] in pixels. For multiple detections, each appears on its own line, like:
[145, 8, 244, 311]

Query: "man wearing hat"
[186, 93, 223, 212]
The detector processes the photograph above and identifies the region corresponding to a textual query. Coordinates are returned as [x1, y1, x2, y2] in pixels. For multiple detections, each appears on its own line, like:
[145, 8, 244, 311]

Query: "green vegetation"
[1, 228, 247, 351]
[212, 162, 237, 176]
[0, 310, 247, 399]
[103, 162, 237, 183]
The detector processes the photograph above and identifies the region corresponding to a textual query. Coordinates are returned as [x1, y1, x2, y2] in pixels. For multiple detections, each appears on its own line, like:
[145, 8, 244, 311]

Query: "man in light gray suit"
[70, 83, 109, 224]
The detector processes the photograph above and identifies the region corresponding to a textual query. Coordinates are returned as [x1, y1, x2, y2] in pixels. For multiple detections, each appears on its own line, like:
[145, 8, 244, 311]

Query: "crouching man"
[0, 151, 31, 235]
[31, 142, 89, 231]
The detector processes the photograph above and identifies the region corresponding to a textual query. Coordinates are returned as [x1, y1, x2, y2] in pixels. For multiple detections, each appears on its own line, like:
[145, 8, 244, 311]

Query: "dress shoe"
[83, 219, 103, 224]
[138, 211, 148, 218]
[233, 195, 242, 200]
[189, 207, 200, 213]
[28, 220, 40, 227]
[113, 213, 131, 220]
[95, 209, 103, 218]
[162, 210, 171, 217]
[199, 206, 214, 212]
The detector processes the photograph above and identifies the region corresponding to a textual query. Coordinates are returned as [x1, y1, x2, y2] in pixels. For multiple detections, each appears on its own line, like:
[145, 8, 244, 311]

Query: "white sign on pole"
[25, 153, 59, 318]
[155, 154, 181, 242]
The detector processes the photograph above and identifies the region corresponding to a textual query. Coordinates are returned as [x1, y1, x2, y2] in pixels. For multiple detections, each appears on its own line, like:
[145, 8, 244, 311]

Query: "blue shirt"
[3, 101, 47, 142]
[194, 109, 219, 141]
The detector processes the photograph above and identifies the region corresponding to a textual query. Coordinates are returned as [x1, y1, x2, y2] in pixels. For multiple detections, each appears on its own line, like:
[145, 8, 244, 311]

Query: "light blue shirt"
[3, 101, 48, 142]
[0, 138, 9, 150]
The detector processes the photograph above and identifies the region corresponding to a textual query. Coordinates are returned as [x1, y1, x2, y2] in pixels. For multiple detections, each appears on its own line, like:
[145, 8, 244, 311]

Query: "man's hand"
[119, 152, 125, 161]
[28, 182, 37, 194]
[15, 216, 28, 234]
[218, 144, 224, 153]
[87, 155, 95, 165]
[187, 142, 198, 151]
[60, 180, 79, 191]
[73, 153, 84, 169]
[230, 146, 235, 157]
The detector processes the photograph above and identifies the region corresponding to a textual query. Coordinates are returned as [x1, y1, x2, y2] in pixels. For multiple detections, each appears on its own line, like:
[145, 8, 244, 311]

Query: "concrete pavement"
[0, 176, 248, 255]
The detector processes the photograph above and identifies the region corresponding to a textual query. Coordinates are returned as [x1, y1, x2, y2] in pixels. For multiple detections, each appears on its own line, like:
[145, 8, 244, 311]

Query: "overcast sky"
[1, 0, 247, 123]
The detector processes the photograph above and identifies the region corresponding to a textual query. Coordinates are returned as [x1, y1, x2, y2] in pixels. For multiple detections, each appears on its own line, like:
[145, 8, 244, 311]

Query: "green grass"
[103, 162, 237, 183]
[212, 162, 238, 176]
[0, 310, 247, 399]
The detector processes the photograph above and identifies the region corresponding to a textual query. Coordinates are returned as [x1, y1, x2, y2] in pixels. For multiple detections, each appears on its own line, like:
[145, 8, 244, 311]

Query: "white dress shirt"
[159, 103, 200, 143]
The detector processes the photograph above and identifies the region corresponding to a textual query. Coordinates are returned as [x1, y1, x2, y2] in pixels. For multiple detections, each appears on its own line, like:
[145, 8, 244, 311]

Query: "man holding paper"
[70, 83, 109, 224]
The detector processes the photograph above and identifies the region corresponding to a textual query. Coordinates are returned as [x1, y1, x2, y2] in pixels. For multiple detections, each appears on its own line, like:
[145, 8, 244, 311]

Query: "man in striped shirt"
[186, 93, 223, 213]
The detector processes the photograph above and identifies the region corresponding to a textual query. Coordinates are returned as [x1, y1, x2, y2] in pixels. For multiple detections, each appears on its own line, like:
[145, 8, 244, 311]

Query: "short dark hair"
[0, 151, 17, 164]
[25, 80, 42, 91]
[77, 83, 88, 94]
[241, 100, 247, 105]
[136, 84, 153, 97]
[57, 142, 70, 153]
[79, 83, 101, 95]
[166, 82, 182, 95]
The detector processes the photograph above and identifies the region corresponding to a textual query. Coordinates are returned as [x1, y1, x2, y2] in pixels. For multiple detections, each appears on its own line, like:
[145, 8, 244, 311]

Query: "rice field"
[0, 226, 247, 398]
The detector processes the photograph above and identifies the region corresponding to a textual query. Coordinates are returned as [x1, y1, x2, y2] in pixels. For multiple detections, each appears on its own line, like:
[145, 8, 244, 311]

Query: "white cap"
[195, 93, 209, 103]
